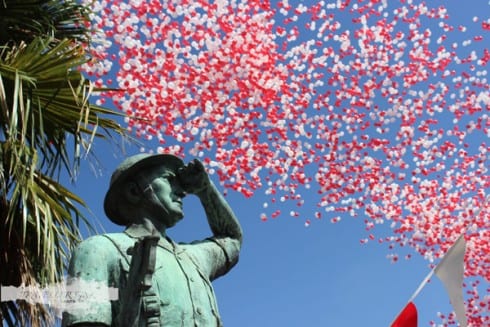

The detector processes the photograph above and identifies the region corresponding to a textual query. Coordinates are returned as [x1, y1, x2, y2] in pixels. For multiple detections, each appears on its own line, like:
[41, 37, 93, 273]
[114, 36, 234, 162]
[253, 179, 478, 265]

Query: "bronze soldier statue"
[62, 153, 242, 327]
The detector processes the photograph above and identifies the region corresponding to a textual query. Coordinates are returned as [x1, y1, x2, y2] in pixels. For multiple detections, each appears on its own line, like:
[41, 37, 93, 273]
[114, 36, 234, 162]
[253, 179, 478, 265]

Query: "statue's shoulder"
[78, 232, 125, 245]
[100, 232, 136, 252]
[75, 233, 133, 257]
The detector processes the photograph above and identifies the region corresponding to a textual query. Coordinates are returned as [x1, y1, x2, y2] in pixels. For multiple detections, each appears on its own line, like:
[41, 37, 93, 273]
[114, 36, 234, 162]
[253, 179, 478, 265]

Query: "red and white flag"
[391, 234, 467, 327]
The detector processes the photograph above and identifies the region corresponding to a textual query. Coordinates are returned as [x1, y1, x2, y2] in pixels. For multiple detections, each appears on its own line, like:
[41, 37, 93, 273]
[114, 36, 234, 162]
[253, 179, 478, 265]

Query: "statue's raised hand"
[177, 159, 211, 195]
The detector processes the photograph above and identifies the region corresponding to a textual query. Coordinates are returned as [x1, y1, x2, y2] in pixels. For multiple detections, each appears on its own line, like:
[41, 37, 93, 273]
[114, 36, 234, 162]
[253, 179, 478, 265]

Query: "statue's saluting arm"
[178, 159, 243, 244]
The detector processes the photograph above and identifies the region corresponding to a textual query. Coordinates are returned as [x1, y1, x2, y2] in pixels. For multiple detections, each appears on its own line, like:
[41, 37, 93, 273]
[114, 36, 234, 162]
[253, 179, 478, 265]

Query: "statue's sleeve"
[185, 236, 241, 281]
[62, 235, 117, 327]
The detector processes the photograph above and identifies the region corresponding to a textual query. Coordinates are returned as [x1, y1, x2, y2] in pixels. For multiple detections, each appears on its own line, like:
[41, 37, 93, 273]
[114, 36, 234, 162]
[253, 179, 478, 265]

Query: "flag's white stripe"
[434, 234, 467, 327]
[435, 196, 490, 327]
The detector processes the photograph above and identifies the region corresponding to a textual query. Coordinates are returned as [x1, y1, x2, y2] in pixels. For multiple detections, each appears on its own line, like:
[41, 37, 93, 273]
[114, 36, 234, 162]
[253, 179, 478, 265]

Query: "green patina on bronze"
[62, 154, 243, 327]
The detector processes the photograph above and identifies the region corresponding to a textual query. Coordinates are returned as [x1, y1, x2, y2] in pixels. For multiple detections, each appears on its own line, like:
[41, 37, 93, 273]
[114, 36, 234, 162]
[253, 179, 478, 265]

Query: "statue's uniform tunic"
[62, 224, 240, 327]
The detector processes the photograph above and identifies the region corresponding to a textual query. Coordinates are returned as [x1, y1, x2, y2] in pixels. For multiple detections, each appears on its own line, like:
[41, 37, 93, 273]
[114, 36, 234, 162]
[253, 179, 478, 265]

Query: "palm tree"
[0, 1, 126, 325]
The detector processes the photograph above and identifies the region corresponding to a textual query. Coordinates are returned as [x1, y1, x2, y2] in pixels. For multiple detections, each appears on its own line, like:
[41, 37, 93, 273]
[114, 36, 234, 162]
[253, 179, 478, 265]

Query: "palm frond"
[0, 0, 92, 46]
[1, 137, 99, 326]
[0, 37, 126, 177]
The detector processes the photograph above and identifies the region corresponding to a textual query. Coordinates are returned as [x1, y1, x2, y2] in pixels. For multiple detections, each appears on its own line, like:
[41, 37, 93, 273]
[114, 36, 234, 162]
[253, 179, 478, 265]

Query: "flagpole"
[407, 269, 434, 303]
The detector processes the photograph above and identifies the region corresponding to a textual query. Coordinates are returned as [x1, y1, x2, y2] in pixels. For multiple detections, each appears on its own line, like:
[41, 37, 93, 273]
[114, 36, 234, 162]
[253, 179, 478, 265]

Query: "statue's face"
[144, 166, 186, 228]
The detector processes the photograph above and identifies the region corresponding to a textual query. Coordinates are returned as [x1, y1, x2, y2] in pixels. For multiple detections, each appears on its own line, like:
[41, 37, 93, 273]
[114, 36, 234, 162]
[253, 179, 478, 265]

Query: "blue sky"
[57, 0, 489, 326]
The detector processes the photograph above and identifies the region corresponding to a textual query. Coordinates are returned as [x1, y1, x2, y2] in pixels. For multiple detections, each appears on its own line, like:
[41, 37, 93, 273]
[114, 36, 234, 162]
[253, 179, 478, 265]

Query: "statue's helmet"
[103, 153, 185, 226]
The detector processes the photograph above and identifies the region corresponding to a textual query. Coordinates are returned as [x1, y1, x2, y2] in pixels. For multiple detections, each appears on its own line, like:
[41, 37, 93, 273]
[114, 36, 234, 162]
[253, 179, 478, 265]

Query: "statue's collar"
[124, 223, 156, 238]
[124, 224, 179, 253]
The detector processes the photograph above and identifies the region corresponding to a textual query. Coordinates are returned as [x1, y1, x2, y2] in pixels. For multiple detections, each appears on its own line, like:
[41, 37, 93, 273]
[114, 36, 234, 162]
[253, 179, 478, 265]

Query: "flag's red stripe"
[391, 302, 418, 327]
